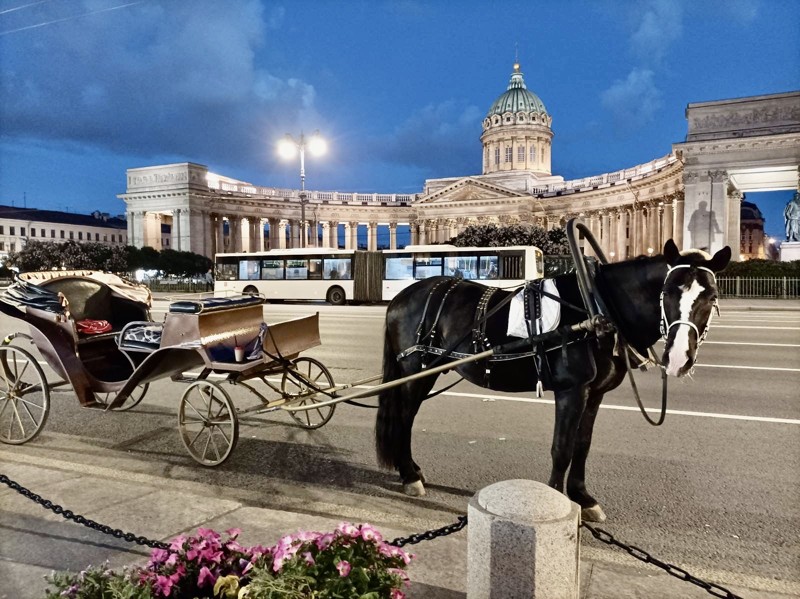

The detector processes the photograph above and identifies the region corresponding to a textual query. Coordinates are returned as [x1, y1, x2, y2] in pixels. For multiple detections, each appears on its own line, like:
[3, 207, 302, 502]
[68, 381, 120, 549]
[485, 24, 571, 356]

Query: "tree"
[448, 223, 571, 255]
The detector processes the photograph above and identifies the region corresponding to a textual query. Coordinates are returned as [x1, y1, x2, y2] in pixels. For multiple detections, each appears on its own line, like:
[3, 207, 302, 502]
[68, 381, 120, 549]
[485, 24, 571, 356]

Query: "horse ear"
[663, 239, 680, 265]
[707, 245, 732, 272]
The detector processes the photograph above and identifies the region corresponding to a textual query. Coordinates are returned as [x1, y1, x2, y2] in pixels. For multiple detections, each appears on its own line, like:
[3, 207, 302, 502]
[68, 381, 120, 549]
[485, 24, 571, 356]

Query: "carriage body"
[0, 271, 336, 464]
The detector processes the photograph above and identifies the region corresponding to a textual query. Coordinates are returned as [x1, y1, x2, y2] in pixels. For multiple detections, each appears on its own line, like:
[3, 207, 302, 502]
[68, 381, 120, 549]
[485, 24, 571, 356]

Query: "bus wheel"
[326, 286, 346, 306]
[243, 285, 258, 296]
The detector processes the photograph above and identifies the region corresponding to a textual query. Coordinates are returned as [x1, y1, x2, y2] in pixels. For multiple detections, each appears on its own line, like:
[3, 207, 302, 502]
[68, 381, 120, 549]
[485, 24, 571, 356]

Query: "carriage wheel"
[281, 357, 336, 429]
[96, 383, 150, 412]
[0, 346, 51, 445]
[178, 380, 238, 466]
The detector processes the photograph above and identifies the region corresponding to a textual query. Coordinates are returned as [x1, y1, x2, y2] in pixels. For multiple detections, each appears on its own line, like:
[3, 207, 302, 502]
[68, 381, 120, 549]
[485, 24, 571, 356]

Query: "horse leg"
[547, 386, 588, 495]
[566, 390, 606, 522]
[376, 374, 436, 497]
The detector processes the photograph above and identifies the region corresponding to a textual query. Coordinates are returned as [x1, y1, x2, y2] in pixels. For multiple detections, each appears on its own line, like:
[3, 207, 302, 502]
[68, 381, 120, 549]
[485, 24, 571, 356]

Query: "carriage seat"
[40, 277, 149, 343]
[118, 321, 164, 352]
[168, 295, 264, 314]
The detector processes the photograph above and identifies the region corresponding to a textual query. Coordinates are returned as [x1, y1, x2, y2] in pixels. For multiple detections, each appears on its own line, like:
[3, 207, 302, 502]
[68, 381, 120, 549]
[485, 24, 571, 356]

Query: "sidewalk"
[1, 454, 795, 599]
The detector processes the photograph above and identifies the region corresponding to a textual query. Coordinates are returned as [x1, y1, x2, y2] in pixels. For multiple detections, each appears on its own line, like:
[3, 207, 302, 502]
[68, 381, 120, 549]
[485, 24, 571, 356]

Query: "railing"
[718, 276, 800, 298]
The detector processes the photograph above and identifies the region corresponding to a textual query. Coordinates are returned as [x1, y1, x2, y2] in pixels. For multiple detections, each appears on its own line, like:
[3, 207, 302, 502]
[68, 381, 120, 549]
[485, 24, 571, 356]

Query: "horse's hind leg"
[566, 391, 606, 522]
[396, 378, 435, 496]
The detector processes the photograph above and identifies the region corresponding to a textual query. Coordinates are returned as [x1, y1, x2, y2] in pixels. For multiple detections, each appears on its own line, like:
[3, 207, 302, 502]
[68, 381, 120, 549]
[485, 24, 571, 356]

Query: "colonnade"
[577, 197, 682, 261]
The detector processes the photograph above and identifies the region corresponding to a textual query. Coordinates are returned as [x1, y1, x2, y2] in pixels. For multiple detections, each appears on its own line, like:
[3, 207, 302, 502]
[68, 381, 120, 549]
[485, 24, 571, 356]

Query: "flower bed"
[45, 522, 412, 599]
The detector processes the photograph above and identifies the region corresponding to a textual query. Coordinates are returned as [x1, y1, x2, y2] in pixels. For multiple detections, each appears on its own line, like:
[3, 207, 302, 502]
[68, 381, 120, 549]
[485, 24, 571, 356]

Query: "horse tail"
[375, 326, 404, 470]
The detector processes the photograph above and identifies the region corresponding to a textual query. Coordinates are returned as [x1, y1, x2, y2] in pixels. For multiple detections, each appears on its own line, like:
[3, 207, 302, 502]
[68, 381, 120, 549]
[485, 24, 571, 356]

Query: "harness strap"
[473, 287, 497, 385]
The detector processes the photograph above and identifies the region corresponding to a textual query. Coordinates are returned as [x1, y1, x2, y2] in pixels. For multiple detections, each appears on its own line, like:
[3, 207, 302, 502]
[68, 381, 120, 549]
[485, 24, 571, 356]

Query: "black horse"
[376, 240, 731, 521]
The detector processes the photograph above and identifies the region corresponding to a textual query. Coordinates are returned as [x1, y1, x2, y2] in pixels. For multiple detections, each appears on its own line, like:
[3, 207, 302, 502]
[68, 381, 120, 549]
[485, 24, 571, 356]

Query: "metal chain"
[0, 474, 169, 550]
[0, 471, 744, 599]
[581, 522, 743, 599]
[388, 515, 468, 548]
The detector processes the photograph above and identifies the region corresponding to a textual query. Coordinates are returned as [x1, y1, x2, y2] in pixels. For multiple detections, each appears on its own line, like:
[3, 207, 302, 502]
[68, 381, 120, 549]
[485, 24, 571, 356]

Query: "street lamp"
[277, 131, 327, 248]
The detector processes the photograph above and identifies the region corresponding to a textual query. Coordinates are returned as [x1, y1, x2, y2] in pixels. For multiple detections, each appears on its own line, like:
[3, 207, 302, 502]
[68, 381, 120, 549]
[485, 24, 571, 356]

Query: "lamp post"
[278, 131, 327, 248]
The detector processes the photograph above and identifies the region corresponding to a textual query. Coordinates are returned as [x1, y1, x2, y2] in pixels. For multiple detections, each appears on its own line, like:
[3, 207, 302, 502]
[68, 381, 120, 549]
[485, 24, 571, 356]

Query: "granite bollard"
[467, 479, 580, 598]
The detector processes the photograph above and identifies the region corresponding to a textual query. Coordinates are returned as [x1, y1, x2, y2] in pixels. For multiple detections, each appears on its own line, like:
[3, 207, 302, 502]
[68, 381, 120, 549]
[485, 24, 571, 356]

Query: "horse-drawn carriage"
[0, 220, 732, 522]
[0, 269, 337, 465]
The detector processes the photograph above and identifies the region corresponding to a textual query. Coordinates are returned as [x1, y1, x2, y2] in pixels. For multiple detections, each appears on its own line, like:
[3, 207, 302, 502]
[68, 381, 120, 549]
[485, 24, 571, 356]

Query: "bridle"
[659, 264, 720, 359]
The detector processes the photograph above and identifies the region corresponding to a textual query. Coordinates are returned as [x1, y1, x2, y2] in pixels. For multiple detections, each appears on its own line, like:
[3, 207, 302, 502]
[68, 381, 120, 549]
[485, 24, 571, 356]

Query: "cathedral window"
[494, 147, 500, 165]
[518, 146, 525, 162]
[505, 147, 512, 163]
[530, 146, 536, 163]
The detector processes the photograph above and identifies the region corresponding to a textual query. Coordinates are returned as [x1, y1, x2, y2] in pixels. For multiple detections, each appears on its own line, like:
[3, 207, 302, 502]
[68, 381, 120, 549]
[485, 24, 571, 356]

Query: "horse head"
[660, 239, 731, 377]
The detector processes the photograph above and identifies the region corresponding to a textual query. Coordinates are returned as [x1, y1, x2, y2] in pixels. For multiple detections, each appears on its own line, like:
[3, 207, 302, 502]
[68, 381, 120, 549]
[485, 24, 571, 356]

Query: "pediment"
[418, 177, 523, 204]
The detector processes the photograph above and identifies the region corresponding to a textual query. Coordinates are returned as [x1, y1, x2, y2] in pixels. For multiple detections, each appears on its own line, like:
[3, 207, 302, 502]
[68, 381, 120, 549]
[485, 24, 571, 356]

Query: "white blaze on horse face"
[665, 279, 706, 377]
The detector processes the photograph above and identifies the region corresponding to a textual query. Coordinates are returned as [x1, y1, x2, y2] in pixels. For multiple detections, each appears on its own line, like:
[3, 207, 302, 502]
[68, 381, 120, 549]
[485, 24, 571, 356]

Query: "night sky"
[1, 0, 798, 239]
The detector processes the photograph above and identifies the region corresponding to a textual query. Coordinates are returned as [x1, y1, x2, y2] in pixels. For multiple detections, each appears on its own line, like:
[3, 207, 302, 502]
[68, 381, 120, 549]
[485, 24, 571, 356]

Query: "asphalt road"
[1, 300, 798, 595]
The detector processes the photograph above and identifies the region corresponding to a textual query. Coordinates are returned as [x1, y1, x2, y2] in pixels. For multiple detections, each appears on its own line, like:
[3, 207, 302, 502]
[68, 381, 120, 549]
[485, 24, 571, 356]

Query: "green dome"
[487, 63, 548, 116]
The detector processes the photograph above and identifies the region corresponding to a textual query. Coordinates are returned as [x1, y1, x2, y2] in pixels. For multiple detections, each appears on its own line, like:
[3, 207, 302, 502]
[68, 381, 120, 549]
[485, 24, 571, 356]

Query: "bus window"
[218, 262, 238, 281]
[286, 259, 308, 280]
[445, 256, 477, 279]
[385, 256, 413, 280]
[239, 260, 260, 280]
[261, 259, 284, 280]
[324, 258, 352, 280]
[308, 259, 323, 280]
[414, 255, 443, 279]
[479, 256, 498, 279]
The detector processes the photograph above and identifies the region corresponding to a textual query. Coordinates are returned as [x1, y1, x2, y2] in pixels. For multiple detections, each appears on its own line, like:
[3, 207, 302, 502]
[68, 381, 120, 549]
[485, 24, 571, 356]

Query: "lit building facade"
[118, 66, 800, 261]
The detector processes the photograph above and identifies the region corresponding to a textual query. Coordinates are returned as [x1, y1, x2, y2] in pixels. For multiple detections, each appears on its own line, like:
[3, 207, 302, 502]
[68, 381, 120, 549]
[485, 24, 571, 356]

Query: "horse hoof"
[581, 505, 607, 523]
[403, 480, 426, 497]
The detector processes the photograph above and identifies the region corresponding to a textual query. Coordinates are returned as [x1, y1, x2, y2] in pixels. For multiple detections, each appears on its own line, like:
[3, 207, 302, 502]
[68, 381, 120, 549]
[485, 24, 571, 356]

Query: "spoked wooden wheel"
[281, 357, 336, 429]
[0, 345, 51, 444]
[178, 380, 238, 466]
[96, 383, 149, 412]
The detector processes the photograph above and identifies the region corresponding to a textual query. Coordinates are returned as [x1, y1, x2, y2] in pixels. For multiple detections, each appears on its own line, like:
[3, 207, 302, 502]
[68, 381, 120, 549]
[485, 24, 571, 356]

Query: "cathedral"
[119, 65, 800, 261]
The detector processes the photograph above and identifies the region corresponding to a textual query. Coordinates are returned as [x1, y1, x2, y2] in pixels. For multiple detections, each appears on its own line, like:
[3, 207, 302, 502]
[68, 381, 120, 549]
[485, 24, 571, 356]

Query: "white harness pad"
[506, 279, 561, 339]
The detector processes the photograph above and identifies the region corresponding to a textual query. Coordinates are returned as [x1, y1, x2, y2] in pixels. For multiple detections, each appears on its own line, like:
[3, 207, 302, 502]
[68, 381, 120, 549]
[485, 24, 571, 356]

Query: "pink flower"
[337, 522, 360, 537]
[197, 566, 216, 588]
[153, 574, 174, 596]
[315, 533, 335, 550]
[169, 535, 186, 551]
[390, 589, 406, 599]
[336, 560, 351, 577]
[302, 551, 315, 565]
[360, 524, 383, 543]
[225, 527, 242, 538]
[149, 548, 169, 564]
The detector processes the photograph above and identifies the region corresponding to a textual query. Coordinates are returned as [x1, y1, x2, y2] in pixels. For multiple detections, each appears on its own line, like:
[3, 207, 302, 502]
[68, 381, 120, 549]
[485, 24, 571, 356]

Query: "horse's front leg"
[548, 386, 588, 494]
[566, 390, 606, 522]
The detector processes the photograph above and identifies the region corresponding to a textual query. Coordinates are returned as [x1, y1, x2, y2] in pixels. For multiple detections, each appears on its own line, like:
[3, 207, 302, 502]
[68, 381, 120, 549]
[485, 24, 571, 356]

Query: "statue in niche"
[687, 200, 722, 251]
[784, 192, 800, 242]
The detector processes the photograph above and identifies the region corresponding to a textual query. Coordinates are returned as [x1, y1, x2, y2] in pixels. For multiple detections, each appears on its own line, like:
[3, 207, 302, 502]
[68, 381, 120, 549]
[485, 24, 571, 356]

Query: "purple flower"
[197, 566, 216, 588]
[149, 548, 169, 565]
[336, 560, 351, 577]
[153, 574, 175, 596]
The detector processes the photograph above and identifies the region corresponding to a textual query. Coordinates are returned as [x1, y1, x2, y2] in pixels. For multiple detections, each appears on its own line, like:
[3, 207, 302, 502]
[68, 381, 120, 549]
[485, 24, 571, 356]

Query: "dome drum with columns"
[119, 68, 800, 262]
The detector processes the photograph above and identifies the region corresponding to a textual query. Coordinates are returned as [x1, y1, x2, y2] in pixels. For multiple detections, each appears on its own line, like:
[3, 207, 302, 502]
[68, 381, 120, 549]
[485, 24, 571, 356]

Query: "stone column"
[468, 480, 579, 598]
[727, 188, 743, 260]
[418, 221, 427, 245]
[288, 219, 299, 249]
[278, 220, 288, 249]
[347, 221, 358, 249]
[616, 209, 628, 260]
[367, 221, 378, 251]
[601, 212, 612, 258]
[330, 221, 339, 249]
[632, 208, 644, 256]
[389, 222, 397, 249]
[662, 201, 674, 246]
[410, 221, 419, 245]
[674, 191, 685, 249]
[249, 218, 259, 252]
[321, 222, 331, 248]
[258, 218, 265, 251]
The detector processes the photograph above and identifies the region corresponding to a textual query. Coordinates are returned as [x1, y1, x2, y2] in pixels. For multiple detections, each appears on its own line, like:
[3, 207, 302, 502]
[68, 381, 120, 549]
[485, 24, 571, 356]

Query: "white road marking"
[713, 325, 800, 329]
[703, 341, 800, 347]
[427, 389, 800, 425]
[695, 363, 800, 372]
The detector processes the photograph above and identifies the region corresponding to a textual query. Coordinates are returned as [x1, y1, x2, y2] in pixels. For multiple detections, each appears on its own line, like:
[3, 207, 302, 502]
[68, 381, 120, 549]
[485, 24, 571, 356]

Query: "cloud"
[0, 0, 317, 174]
[630, 0, 683, 65]
[368, 100, 483, 177]
[600, 68, 662, 132]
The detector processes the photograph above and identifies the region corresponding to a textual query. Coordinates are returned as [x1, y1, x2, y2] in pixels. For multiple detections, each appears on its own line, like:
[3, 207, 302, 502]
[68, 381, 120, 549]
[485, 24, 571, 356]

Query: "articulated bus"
[214, 245, 544, 305]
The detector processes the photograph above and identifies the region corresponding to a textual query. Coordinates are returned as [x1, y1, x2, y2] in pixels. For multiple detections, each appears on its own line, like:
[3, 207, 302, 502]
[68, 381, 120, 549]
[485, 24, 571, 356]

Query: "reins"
[566, 218, 669, 426]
